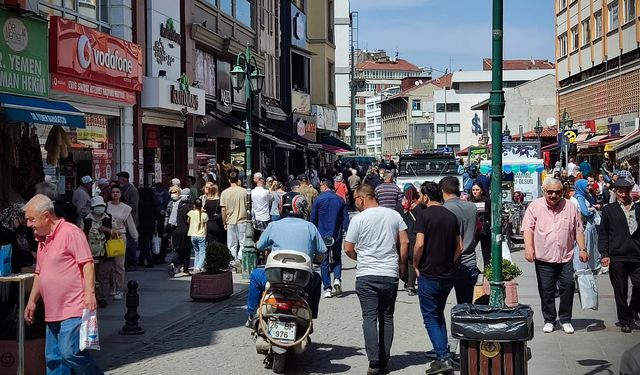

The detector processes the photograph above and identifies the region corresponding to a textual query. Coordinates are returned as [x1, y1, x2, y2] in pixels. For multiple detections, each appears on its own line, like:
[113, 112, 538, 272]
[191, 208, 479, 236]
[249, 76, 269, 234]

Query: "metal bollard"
[118, 280, 145, 335]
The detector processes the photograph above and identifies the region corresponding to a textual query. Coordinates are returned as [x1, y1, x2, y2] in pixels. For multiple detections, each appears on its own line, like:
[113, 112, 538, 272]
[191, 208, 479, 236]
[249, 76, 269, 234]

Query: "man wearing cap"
[96, 178, 111, 203]
[72, 176, 93, 227]
[116, 171, 139, 270]
[598, 177, 640, 333]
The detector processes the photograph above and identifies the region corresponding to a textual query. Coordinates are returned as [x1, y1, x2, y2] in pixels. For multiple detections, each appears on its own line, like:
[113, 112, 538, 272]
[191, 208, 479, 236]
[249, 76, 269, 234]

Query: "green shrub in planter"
[203, 241, 234, 275]
[483, 259, 522, 281]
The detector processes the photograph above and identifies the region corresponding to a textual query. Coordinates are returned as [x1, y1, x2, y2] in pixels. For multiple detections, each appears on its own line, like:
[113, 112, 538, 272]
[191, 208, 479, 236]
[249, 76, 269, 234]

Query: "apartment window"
[558, 0, 567, 11]
[412, 99, 421, 111]
[216, 0, 253, 28]
[357, 136, 365, 144]
[366, 104, 374, 111]
[367, 118, 374, 125]
[376, 130, 382, 138]
[367, 131, 375, 140]
[558, 32, 568, 57]
[436, 124, 460, 133]
[435, 103, 460, 112]
[292, 0, 305, 12]
[594, 11, 603, 38]
[581, 18, 590, 45]
[38, 0, 110, 31]
[571, 26, 579, 51]
[609, 1, 619, 30]
[327, 0, 334, 43]
[624, 0, 636, 23]
[220, 0, 232, 14]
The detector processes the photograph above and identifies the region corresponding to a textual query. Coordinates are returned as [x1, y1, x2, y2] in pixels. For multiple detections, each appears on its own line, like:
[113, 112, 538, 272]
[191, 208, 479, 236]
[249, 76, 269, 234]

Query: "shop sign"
[51, 73, 136, 104]
[0, 9, 49, 97]
[145, 125, 160, 148]
[292, 90, 311, 114]
[76, 114, 107, 147]
[141, 76, 205, 116]
[595, 119, 609, 135]
[609, 123, 620, 137]
[194, 132, 208, 147]
[621, 119, 637, 136]
[294, 113, 316, 142]
[313, 105, 337, 132]
[49, 16, 143, 93]
[216, 59, 232, 113]
[291, 3, 307, 49]
[468, 146, 490, 164]
[147, 0, 181, 80]
[563, 129, 577, 143]
[617, 141, 640, 160]
[502, 142, 541, 159]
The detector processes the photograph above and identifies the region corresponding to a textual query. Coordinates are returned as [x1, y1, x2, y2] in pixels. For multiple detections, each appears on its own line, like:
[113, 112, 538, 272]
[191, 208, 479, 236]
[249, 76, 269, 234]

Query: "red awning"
[322, 144, 350, 153]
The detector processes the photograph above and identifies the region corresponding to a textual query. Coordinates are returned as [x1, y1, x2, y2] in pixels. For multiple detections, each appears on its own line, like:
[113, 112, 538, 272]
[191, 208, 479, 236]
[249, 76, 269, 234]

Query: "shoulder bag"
[105, 232, 125, 258]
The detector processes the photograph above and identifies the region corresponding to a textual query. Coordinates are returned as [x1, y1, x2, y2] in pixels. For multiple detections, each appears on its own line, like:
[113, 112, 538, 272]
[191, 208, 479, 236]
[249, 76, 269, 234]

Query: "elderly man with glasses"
[523, 177, 588, 334]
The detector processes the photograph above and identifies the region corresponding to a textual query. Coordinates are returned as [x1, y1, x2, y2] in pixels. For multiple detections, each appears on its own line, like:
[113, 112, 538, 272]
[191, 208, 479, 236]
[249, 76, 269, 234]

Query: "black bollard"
[118, 280, 145, 335]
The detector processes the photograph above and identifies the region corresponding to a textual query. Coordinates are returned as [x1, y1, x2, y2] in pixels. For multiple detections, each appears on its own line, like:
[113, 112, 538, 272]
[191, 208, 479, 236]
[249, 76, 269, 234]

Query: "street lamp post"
[559, 109, 573, 169]
[230, 43, 265, 279]
[534, 117, 543, 141]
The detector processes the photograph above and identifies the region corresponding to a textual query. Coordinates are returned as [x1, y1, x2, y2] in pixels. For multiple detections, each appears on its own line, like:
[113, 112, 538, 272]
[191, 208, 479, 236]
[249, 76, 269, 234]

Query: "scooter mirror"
[323, 236, 335, 247]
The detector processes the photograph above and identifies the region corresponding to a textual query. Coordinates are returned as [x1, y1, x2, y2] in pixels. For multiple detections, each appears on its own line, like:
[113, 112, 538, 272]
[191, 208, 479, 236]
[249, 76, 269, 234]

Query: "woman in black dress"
[470, 182, 491, 267]
[202, 182, 225, 244]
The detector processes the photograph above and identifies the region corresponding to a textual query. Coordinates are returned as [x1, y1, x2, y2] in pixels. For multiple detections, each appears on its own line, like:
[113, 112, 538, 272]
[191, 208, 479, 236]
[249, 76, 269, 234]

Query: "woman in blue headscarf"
[571, 179, 601, 273]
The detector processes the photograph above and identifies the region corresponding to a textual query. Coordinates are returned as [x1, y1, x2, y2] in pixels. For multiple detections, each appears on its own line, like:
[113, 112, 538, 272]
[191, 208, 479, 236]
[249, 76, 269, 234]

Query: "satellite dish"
[414, 81, 420, 86]
[545, 117, 556, 129]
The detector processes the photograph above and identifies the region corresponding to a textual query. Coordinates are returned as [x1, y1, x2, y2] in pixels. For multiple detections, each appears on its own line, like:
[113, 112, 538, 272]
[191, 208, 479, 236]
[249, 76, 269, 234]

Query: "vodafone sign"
[49, 16, 142, 92]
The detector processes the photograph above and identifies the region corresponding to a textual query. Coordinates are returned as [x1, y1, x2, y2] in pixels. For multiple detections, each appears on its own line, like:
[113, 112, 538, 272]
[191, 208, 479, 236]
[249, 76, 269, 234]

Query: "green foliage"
[203, 240, 234, 274]
[483, 259, 523, 281]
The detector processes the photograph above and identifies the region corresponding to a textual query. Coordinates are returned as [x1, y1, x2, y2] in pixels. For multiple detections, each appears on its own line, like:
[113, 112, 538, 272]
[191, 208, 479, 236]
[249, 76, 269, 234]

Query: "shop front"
[0, 8, 87, 207]
[48, 16, 143, 187]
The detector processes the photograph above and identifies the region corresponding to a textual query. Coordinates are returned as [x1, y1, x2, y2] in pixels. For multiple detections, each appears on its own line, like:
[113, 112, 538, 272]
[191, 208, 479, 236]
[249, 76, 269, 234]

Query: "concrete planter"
[190, 270, 233, 301]
[0, 338, 45, 375]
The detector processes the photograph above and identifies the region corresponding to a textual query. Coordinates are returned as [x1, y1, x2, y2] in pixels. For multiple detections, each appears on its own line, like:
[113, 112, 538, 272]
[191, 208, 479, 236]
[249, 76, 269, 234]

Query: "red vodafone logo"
[77, 35, 92, 70]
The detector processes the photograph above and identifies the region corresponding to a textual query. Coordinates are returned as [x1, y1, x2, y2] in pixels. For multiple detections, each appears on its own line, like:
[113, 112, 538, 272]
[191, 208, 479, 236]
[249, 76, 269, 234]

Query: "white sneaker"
[323, 289, 333, 298]
[113, 292, 123, 300]
[562, 323, 574, 334]
[333, 279, 342, 295]
[543, 322, 555, 333]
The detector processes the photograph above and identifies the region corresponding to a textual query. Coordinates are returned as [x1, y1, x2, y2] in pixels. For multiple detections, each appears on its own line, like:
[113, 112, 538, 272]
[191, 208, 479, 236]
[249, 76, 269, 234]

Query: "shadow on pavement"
[576, 359, 614, 375]
[386, 350, 431, 372]
[285, 342, 360, 374]
[571, 318, 606, 332]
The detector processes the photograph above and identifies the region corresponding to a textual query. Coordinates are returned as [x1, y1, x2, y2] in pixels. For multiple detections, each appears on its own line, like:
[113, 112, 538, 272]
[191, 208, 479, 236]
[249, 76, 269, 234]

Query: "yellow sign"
[480, 340, 501, 358]
[564, 129, 577, 144]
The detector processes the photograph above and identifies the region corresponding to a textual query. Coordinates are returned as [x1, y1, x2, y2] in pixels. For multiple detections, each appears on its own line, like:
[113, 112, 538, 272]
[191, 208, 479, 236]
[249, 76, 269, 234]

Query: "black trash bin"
[451, 303, 534, 375]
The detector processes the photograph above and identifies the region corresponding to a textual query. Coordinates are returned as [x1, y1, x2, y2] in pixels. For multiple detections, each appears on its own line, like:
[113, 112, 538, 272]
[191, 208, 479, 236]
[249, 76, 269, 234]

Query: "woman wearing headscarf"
[571, 179, 601, 273]
[470, 182, 491, 267]
[395, 184, 421, 295]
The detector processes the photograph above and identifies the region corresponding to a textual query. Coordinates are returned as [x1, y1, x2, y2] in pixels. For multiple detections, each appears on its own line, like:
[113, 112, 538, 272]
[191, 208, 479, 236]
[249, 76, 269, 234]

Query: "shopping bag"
[105, 233, 125, 258]
[0, 244, 11, 276]
[575, 268, 598, 310]
[79, 309, 100, 351]
[151, 233, 161, 255]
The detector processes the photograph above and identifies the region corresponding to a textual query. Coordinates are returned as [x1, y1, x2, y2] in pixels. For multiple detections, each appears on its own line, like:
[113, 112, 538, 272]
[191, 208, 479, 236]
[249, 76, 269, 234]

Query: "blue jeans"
[355, 275, 398, 368]
[191, 236, 207, 270]
[246, 268, 322, 319]
[418, 276, 454, 361]
[321, 239, 343, 290]
[452, 264, 479, 304]
[45, 318, 103, 375]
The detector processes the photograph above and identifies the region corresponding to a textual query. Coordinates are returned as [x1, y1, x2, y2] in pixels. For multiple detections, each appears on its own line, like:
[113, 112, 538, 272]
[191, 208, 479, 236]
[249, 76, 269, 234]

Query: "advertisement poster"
[92, 149, 113, 180]
[154, 158, 162, 183]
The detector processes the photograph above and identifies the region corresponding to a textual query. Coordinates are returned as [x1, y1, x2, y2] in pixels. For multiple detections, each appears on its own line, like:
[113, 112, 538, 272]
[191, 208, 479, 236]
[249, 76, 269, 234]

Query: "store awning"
[0, 93, 85, 128]
[255, 129, 296, 150]
[323, 144, 350, 153]
[322, 135, 352, 151]
[541, 142, 559, 151]
[615, 130, 640, 159]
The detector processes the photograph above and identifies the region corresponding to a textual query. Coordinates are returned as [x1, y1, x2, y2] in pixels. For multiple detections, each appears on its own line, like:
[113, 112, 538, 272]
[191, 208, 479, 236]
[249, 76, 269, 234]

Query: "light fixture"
[503, 122, 510, 137]
[158, 70, 167, 78]
[230, 64, 246, 91]
[249, 68, 265, 94]
[534, 117, 543, 139]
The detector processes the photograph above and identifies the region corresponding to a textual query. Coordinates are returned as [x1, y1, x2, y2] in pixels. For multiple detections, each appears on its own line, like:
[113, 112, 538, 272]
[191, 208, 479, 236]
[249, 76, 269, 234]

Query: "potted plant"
[482, 259, 523, 307]
[190, 241, 234, 301]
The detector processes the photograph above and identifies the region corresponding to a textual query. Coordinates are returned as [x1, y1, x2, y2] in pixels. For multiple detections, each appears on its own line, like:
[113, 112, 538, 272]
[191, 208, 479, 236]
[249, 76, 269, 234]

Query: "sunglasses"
[545, 189, 562, 195]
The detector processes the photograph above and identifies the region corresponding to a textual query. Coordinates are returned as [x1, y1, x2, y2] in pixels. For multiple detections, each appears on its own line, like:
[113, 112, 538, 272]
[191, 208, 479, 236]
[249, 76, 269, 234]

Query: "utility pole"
[349, 11, 358, 152]
[489, 0, 505, 308]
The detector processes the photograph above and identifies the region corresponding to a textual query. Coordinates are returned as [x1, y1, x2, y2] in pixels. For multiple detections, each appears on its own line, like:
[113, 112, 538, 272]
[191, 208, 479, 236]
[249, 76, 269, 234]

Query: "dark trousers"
[404, 258, 417, 290]
[156, 224, 174, 264]
[170, 248, 191, 273]
[355, 275, 398, 369]
[137, 233, 153, 266]
[452, 264, 479, 304]
[535, 260, 574, 324]
[125, 232, 137, 268]
[476, 234, 492, 267]
[608, 261, 640, 326]
[348, 189, 356, 210]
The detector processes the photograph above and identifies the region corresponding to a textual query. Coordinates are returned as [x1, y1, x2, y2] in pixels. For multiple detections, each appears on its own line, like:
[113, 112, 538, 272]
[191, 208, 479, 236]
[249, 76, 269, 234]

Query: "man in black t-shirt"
[413, 182, 462, 375]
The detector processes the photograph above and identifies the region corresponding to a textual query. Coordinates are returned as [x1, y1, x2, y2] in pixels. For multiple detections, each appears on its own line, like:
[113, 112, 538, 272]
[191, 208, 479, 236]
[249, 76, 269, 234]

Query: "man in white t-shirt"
[344, 184, 409, 374]
[567, 158, 578, 177]
[251, 176, 273, 240]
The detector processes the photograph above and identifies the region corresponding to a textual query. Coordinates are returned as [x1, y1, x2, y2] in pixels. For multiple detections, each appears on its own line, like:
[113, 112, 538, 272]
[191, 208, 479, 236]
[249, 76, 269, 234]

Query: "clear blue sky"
[350, 0, 555, 72]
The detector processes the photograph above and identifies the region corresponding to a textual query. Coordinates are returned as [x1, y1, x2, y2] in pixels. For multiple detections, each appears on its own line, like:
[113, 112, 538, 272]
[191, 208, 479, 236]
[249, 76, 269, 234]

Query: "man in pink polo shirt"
[523, 178, 587, 335]
[23, 195, 103, 374]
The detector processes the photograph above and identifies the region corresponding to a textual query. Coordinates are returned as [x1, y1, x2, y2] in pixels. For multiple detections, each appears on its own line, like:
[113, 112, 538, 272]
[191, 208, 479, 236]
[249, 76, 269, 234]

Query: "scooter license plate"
[268, 320, 296, 342]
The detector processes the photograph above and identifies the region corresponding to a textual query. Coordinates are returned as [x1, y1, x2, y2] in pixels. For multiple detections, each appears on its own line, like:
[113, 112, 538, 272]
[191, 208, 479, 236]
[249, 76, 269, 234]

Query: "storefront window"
[195, 49, 217, 96]
[236, 0, 252, 28]
[220, 0, 232, 15]
[38, 0, 110, 31]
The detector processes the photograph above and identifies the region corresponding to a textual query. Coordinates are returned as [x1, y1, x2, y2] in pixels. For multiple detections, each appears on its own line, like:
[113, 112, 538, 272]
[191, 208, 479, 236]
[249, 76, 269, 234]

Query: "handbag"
[151, 233, 161, 255]
[575, 268, 598, 310]
[105, 233, 125, 258]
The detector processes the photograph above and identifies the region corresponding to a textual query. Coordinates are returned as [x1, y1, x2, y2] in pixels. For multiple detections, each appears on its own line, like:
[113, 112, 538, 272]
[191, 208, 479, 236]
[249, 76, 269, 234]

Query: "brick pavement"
[103, 248, 640, 374]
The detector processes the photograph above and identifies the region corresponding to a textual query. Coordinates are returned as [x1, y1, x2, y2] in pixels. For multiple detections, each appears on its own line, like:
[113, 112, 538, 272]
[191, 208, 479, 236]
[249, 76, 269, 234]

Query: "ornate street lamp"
[502, 122, 510, 137]
[230, 44, 264, 278]
[559, 109, 573, 168]
[534, 117, 543, 140]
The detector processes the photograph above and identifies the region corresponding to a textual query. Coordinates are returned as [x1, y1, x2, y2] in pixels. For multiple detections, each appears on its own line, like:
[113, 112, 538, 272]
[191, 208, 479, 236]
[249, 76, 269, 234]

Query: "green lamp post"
[230, 44, 265, 279]
[559, 109, 573, 169]
[489, 0, 506, 308]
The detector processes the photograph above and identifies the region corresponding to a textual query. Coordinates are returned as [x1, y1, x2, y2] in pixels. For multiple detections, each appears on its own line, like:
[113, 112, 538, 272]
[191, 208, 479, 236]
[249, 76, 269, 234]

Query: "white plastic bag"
[79, 309, 100, 351]
[151, 233, 161, 255]
[575, 269, 598, 310]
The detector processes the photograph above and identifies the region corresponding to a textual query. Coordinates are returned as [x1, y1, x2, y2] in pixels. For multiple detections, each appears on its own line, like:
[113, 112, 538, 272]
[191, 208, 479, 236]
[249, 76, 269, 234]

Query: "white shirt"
[567, 162, 577, 176]
[345, 207, 408, 278]
[251, 187, 273, 222]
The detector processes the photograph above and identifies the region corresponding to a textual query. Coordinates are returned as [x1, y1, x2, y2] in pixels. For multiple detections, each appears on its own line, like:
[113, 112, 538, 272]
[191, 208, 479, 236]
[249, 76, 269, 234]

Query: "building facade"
[334, 0, 351, 139]
[364, 95, 382, 157]
[555, 0, 640, 162]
